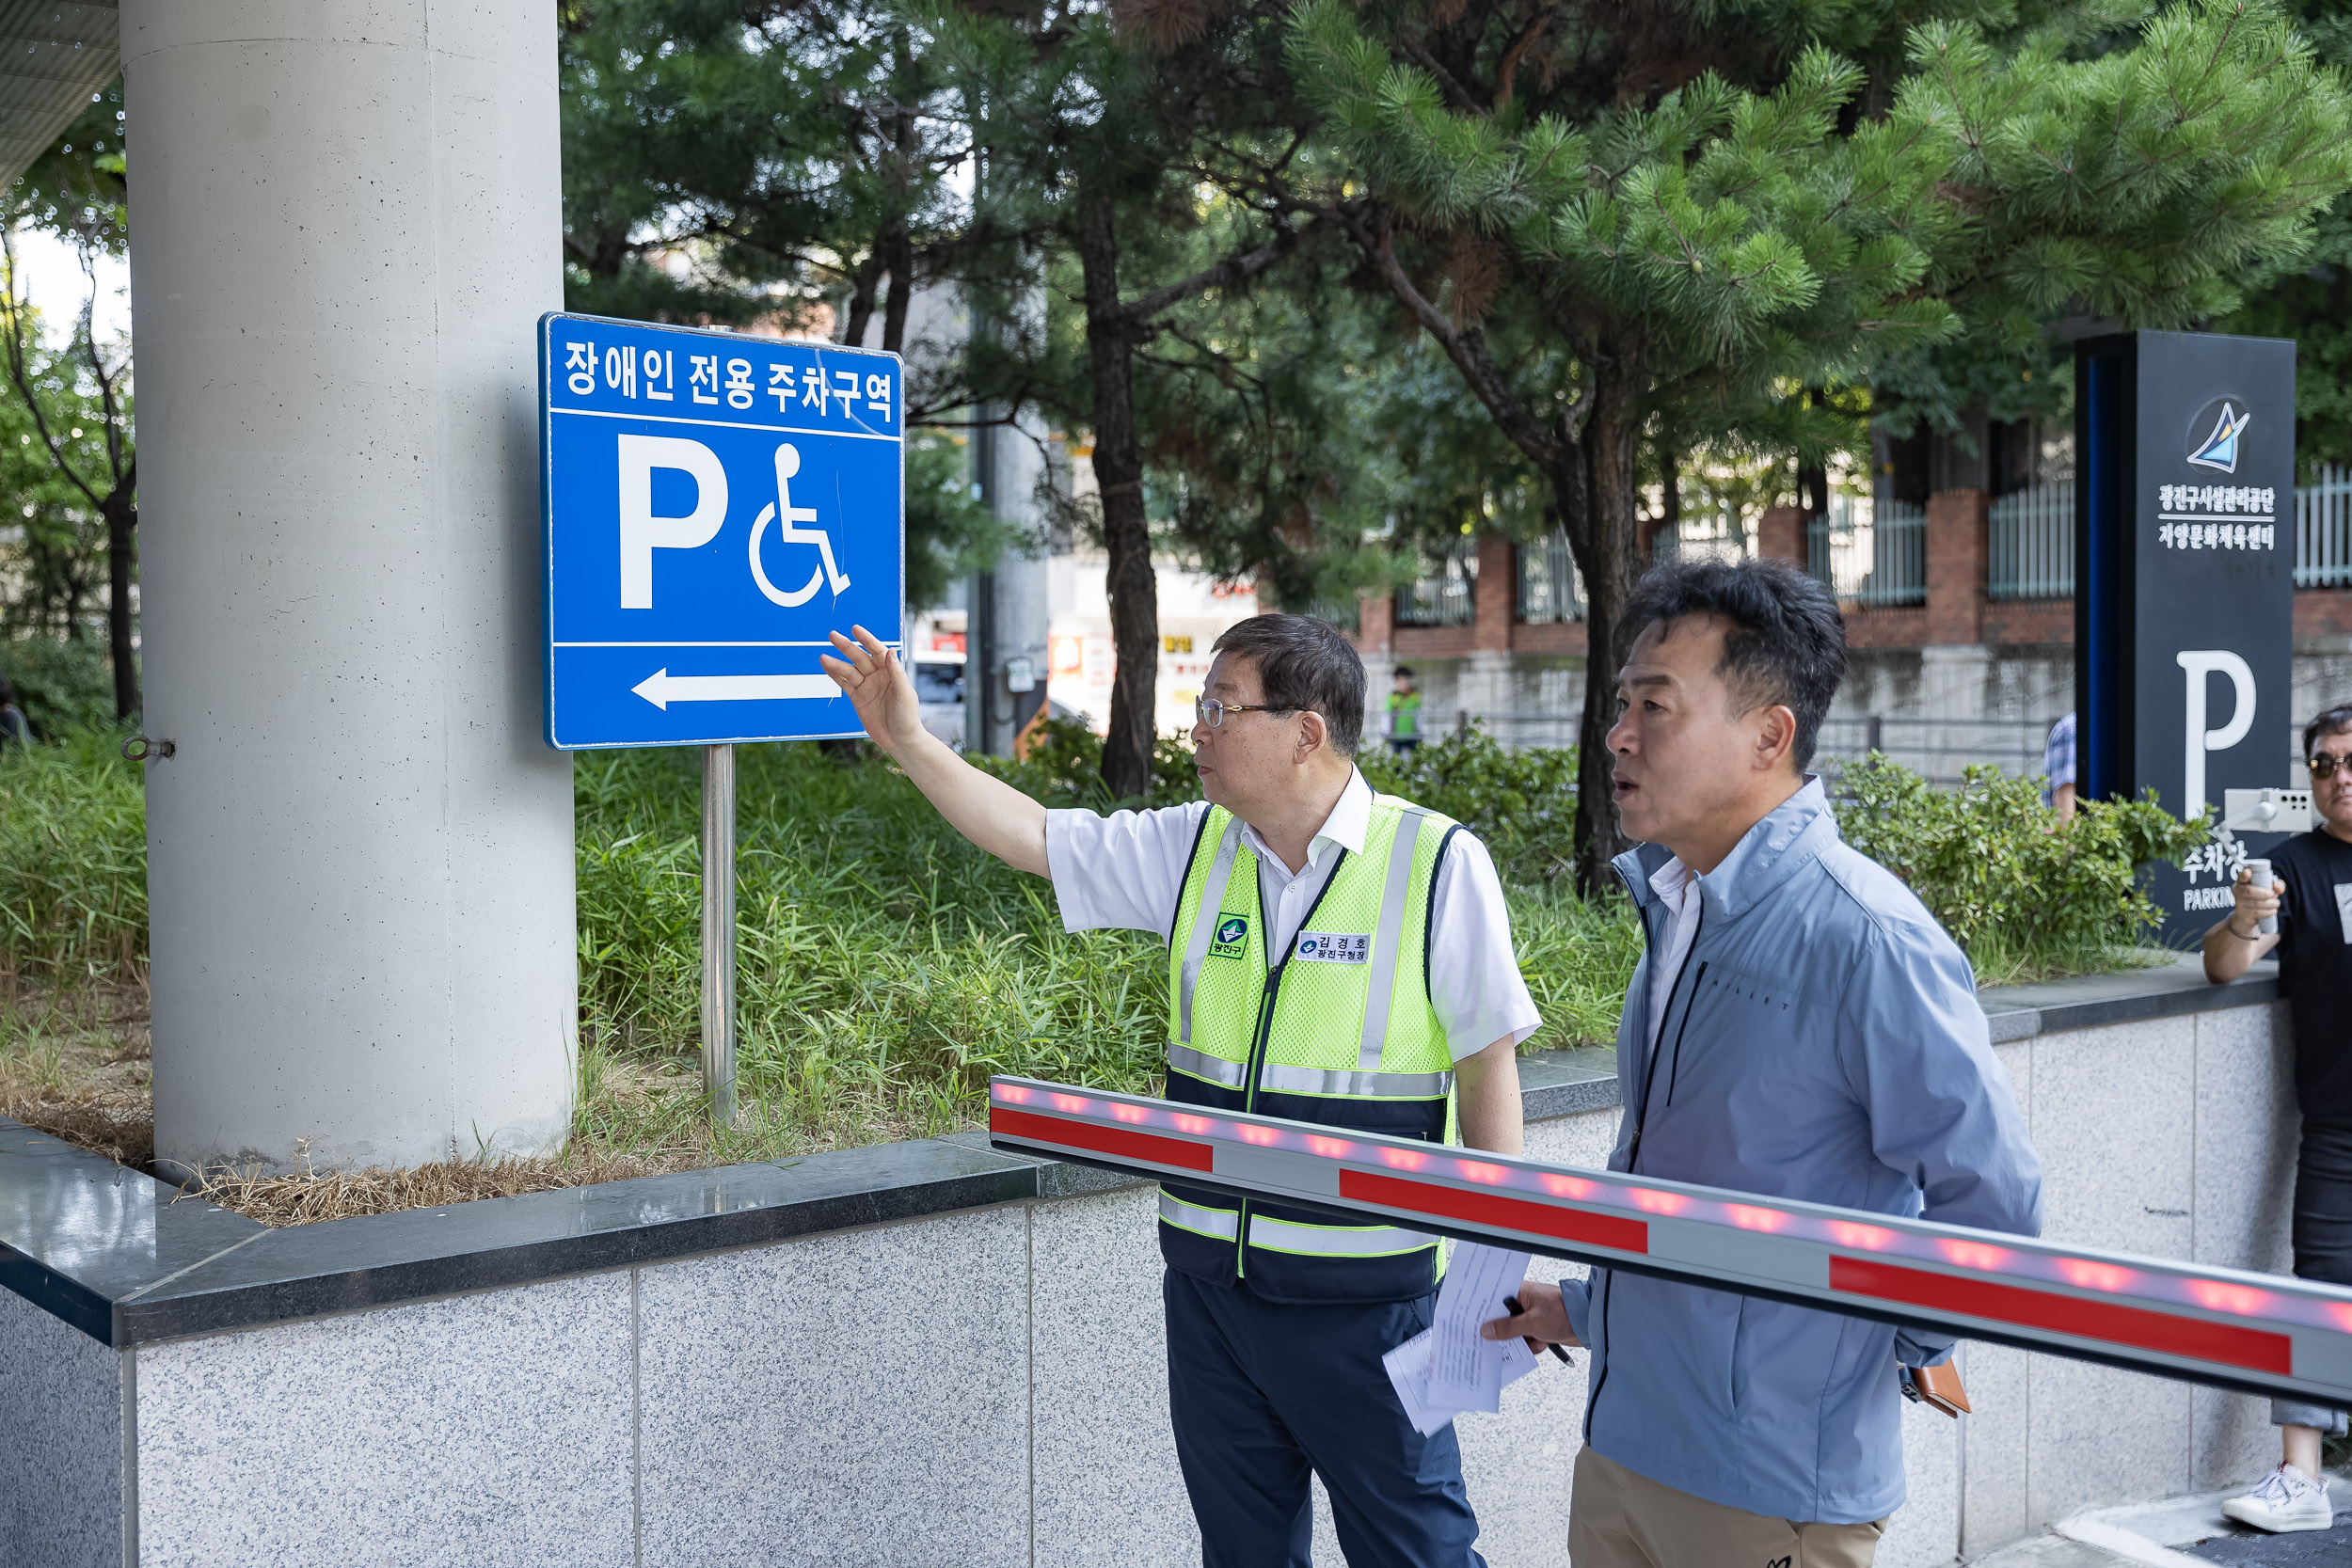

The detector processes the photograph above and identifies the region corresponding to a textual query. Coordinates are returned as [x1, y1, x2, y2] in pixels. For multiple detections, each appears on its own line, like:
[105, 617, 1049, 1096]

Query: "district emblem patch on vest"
[1209, 913, 1249, 959]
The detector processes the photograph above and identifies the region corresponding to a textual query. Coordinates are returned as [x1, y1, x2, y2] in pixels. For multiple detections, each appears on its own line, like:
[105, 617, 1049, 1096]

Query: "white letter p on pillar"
[617, 435, 729, 609]
[2177, 649, 2257, 823]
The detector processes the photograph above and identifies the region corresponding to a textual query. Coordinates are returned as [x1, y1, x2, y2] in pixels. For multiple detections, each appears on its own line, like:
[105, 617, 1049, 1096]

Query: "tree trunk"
[103, 492, 136, 719]
[841, 248, 883, 348]
[879, 224, 914, 356]
[1076, 197, 1160, 804]
[1566, 357, 1644, 895]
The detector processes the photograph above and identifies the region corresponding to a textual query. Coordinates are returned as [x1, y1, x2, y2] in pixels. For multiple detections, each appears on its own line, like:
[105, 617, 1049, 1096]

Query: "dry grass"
[0, 974, 154, 1168]
[0, 989, 968, 1227]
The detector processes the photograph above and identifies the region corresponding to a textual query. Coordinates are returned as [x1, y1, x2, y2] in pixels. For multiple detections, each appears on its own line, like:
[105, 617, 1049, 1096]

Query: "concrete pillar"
[126, 3, 576, 1173]
[1926, 487, 1990, 645]
[968, 404, 1051, 754]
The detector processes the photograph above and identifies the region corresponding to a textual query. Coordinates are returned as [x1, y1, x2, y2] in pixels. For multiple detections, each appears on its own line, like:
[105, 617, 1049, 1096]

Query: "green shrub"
[1360, 725, 1579, 885]
[575, 742, 1171, 1135]
[973, 715, 1202, 810]
[0, 724, 147, 980]
[1833, 755, 2208, 984]
[0, 635, 119, 737]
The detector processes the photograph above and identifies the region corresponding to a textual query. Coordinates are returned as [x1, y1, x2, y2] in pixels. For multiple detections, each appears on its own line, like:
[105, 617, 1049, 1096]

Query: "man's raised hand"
[818, 625, 922, 753]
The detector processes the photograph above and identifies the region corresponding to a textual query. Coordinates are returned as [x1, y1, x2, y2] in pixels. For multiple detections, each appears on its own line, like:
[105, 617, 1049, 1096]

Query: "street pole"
[701, 743, 738, 1128]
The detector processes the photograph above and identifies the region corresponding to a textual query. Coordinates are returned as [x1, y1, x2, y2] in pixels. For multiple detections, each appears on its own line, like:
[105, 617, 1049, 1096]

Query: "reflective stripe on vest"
[1356, 807, 1428, 1069]
[1168, 1042, 1248, 1089]
[1176, 817, 1247, 1048]
[1247, 1212, 1437, 1258]
[1159, 1190, 1241, 1241]
[1256, 1062, 1454, 1098]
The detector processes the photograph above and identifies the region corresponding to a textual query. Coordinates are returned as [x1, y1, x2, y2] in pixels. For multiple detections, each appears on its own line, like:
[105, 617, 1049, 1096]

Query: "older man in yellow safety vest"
[822, 612, 1537, 1568]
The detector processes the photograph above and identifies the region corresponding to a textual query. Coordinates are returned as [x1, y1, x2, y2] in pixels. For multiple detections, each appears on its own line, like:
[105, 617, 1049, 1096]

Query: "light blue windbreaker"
[1562, 778, 2043, 1526]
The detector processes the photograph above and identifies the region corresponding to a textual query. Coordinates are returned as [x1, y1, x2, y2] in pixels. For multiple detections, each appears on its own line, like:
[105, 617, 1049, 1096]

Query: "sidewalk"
[1972, 1476, 2352, 1567]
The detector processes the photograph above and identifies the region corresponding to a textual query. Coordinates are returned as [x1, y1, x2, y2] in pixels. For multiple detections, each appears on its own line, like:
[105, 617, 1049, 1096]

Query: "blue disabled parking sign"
[539, 311, 903, 748]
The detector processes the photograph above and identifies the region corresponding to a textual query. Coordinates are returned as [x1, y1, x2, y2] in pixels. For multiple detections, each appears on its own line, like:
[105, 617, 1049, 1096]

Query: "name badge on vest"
[1209, 914, 1250, 960]
[1294, 931, 1371, 964]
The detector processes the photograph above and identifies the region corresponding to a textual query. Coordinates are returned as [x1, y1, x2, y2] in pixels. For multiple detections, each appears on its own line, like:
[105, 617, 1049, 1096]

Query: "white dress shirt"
[1644, 857, 1700, 1056]
[1044, 768, 1540, 1061]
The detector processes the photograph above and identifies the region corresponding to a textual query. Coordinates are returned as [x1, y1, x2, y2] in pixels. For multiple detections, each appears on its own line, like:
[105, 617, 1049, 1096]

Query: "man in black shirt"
[2205, 702, 2352, 1532]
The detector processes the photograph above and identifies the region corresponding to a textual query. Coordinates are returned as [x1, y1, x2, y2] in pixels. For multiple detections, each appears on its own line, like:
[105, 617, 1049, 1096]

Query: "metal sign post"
[990, 1077, 2352, 1409]
[536, 312, 906, 1127]
[701, 743, 738, 1126]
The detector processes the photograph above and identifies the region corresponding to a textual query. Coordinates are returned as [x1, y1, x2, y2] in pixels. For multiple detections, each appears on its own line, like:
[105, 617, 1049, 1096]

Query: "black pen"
[1503, 1295, 1577, 1366]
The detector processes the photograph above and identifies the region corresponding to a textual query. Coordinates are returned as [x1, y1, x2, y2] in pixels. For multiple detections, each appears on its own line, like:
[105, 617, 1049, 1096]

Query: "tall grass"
[575, 743, 1179, 1148]
[0, 725, 147, 984]
[0, 727, 1631, 1167]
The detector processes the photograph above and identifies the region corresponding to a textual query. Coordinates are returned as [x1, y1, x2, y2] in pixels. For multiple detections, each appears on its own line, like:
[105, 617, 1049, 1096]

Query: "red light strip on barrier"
[988, 1077, 2352, 1406]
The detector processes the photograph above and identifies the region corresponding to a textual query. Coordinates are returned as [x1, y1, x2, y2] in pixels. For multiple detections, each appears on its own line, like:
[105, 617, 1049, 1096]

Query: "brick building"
[1354, 457, 2352, 779]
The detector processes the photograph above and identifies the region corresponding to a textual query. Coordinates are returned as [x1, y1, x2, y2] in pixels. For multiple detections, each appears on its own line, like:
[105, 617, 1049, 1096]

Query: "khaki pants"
[1568, 1446, 1885, 1568]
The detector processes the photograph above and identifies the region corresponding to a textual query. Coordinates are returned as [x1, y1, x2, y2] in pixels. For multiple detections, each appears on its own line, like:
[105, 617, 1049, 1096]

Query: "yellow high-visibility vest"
[1157, 792, 1461, 1302]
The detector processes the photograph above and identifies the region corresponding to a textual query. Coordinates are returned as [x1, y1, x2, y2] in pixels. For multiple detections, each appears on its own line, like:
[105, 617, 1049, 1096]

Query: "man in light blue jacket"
[1486, 556, 2042, 1567]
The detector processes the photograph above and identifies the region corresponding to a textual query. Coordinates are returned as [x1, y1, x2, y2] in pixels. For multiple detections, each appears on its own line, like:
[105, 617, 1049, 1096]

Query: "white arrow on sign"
[631, 669, 839, 709]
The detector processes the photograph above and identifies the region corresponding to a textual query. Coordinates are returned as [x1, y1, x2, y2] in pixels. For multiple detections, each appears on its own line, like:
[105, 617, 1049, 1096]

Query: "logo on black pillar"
[2186, 397, 2251, 473]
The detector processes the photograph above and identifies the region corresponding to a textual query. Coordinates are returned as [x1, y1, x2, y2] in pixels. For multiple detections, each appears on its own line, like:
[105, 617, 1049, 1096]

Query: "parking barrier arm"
[990, 1076, 2352, 1410]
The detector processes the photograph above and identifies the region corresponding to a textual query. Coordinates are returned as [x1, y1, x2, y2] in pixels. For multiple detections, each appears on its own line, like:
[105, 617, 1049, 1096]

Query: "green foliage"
[0, 724, 144, 981]
[1509, 884, 1645, 1048]
[575, 741, 1173, 1139]
[972, 715, 1203, 810]
[1360, 725, 1580, 885]
[0, 729, 2228, 1157]
[9, 77, 126, 253]
[904, 430, 1016, 612]
[1835, 755, 2209, 983]
[0, 635, 114, 736]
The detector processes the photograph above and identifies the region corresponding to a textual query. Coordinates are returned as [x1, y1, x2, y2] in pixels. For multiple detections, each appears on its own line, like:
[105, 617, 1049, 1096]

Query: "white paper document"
[1382, 1241, 1542, 1435]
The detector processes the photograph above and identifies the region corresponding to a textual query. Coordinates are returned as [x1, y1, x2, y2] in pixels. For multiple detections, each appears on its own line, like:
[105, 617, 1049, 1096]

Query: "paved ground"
[1964, 1477, 2352, 1567]
[2184, 1523, 2352, 1564]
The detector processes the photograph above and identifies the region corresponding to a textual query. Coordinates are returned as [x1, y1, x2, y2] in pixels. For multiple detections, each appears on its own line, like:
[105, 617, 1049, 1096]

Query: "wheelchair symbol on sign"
[748, 443, 851, 608]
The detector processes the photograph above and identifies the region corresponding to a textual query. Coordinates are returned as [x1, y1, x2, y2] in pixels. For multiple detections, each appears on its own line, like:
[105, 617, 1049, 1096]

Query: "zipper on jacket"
[1663, 961, 1707, 1109]
[1597, 876, 1699, 1441]
[1627, 904, 1702, 1173]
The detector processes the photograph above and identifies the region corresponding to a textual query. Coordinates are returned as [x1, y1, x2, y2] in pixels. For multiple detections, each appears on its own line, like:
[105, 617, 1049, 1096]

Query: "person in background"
[2044, 710, 2076, 823]
[820, 613, 1537, 1567]
[2204, 703, 2352, 1533]
[1482, 557, 2042, 1568]
[0, 675, 31, 752]
[1387, 665, 1422, 754]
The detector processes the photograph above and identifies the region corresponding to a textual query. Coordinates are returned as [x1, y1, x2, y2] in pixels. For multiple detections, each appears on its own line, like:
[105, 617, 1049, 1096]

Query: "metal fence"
[1409, 713, 2059, 784]
[1809, 495, 1927, 609]
[2297, 466, 2352, 588]
[1516, 529, 1584, 623]
[1656, 505, 1751, 565]
[1395, 538, 1478, 626]
[1988, 481, 2074, 600]
[1812, 715, 2054, 789]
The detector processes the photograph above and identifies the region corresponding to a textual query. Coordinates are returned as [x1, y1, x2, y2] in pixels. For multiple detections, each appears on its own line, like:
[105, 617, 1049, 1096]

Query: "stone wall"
[0, 990, 2304, 1568]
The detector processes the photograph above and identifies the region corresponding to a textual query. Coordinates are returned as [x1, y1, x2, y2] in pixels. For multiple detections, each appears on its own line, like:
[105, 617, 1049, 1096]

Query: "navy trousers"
[1163, 1268, 1489, 1568]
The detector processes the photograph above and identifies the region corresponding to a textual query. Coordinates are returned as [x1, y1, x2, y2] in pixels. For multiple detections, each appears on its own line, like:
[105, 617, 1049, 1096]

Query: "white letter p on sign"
[2176, 649, 2256, 823]
[616, 435, 728, 609]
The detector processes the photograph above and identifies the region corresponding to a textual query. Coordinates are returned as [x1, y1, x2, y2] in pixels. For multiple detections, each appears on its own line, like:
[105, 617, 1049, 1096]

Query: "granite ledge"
[0, 959, 2276, 1346]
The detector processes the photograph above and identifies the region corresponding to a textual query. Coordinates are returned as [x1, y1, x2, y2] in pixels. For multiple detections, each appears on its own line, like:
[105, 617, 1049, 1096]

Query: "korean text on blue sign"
[539, 312, 904, 749]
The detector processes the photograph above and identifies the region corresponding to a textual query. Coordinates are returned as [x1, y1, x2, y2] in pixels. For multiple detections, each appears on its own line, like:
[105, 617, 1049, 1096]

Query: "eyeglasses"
[2311, 753, 2352, 779]
[1196, 697, 1297, 728]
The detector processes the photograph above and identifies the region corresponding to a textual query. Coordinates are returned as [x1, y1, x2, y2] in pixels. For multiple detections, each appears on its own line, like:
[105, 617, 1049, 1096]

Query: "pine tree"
[1284, 0, 2352, 889]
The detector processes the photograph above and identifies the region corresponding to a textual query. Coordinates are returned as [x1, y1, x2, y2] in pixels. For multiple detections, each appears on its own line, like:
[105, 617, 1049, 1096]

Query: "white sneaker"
[2221, 1463, 2335, 1532]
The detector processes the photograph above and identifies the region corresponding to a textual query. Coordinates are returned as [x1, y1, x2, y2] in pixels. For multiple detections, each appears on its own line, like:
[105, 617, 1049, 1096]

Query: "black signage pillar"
[2075, 330, 2296, 943]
